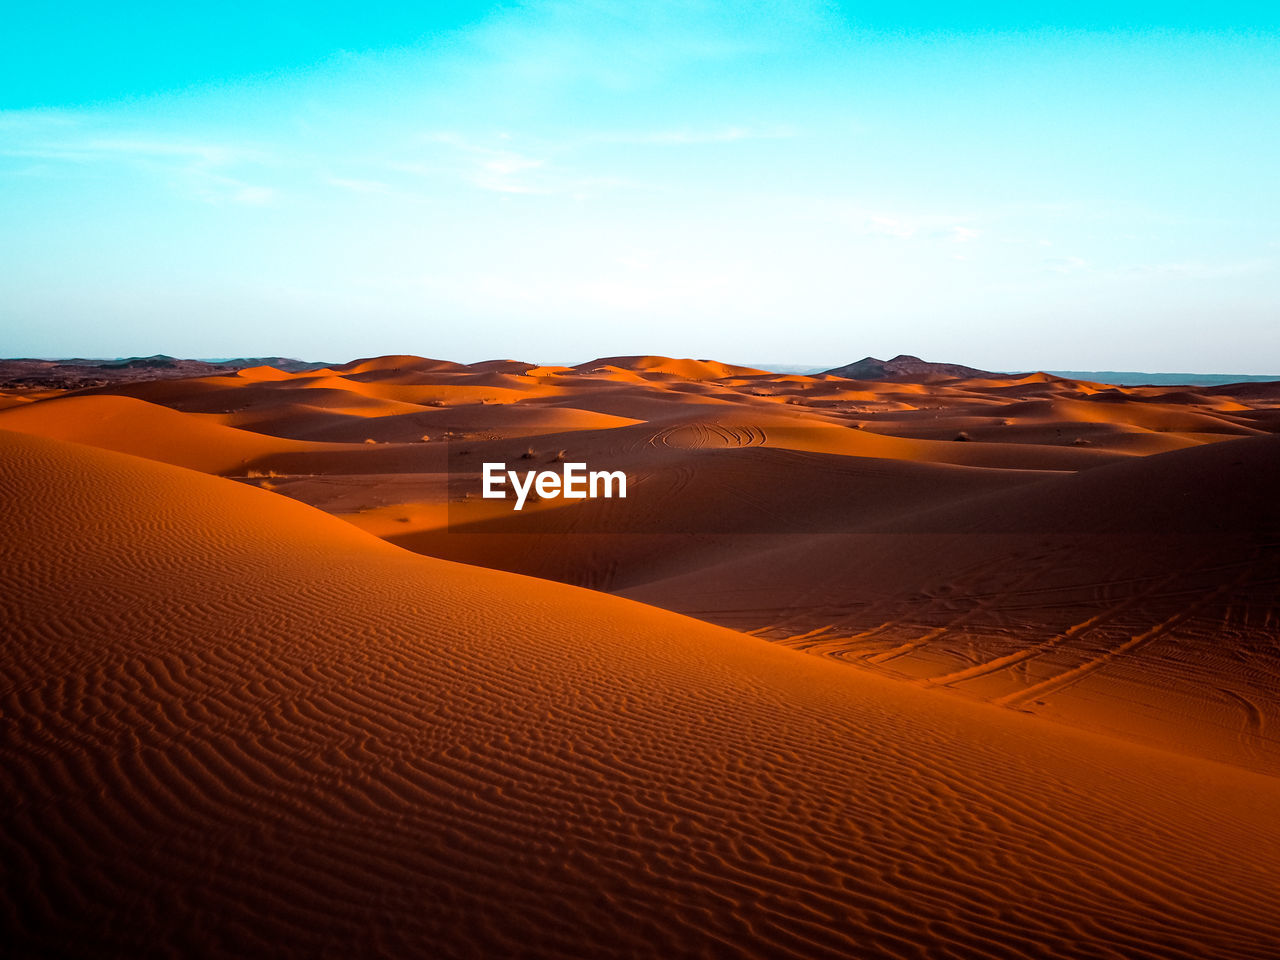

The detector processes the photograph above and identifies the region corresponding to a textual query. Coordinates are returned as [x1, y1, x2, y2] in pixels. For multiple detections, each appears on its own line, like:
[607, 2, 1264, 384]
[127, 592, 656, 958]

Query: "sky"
[2, 2, 1278, 371]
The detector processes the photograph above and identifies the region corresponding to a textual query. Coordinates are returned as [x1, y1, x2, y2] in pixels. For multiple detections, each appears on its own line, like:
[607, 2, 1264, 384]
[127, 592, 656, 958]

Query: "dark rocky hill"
[823, 354, 993, 381]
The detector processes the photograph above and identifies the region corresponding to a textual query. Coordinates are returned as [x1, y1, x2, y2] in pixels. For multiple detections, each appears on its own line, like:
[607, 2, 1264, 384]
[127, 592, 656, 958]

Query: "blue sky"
[2, 2, 1278, 371]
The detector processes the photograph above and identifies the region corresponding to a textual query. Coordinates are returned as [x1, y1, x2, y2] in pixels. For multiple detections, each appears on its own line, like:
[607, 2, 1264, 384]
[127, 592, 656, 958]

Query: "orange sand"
[4, 355, 1280, 957]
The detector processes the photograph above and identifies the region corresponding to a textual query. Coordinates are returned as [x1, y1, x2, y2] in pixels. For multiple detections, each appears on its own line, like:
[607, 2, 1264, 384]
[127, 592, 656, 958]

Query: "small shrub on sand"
[954, 431, 972, 442]
[521, 447, 536, 459]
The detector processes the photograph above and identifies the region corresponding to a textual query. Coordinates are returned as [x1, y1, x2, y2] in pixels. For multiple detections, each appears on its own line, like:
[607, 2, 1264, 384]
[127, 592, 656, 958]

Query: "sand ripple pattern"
[4, 430, 1280, 959]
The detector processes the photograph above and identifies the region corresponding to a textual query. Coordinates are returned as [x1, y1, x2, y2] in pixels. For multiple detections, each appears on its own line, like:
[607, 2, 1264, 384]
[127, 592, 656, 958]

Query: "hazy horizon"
[9, 350, 1280, 383]
[4, 2, 1278, 372]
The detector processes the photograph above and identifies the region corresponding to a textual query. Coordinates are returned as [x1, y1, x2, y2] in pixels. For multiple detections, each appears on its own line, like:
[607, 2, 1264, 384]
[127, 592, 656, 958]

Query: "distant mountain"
[823, 355, 994, 381]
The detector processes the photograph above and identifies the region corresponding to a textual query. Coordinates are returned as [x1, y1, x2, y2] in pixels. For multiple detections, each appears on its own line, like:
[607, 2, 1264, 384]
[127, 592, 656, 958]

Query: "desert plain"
[2, 352, 1279, 958]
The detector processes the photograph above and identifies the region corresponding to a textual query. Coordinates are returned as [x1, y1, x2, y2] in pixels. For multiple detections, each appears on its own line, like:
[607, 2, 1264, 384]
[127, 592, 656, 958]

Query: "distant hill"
[6, 354, 1275, 392]
[0, 356, 330, 390]
[199, 357, 333, 373]
[816, 357, 1280, 387]
[823, 354, 994, 381]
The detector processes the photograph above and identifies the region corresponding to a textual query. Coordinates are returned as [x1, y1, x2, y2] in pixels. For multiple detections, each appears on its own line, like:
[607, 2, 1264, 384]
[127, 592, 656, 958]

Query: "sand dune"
[337, 354, 470, 375]
[623, 434, 1280, 773]
[5, 429, 1280, 958]
[6, 354, 1280, 955]
[575, 355, 770, 379]
[0, 394, 330, 474]
[232, 364, 297, 381]
[0, 393, 458, 477]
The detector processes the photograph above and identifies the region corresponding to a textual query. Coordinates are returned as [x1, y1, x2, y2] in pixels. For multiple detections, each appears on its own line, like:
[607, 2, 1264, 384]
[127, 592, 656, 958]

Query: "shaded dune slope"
[392, 437, 1051, 590]
[624, 436, 1280, 773]
[4, 430, 1280, 958]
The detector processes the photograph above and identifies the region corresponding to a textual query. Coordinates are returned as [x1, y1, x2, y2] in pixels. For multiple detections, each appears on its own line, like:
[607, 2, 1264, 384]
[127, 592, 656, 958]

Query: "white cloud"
[587, 125, 796, 145]
[1043, 256, 1088, 273]
[0, 115, 280, 207]
[412, 130, 646, 197]
[865, 215, 916, 239]
[1127, 259, 1274, 280]
[419, 131, 550, 193]
[85, 138, 257, 164]
[848, 212, 983, 244]
[326, 176, 393, 194]
[231, 185, 275, 206]
[479, 155, 542, 176]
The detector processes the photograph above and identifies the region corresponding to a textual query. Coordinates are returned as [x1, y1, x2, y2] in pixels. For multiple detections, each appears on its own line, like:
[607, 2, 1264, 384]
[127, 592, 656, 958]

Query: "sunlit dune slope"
[232, 364, 297, 381]
[4, 429, 1280, 958]
[0, 394, 329, 474]
[264, 402, 641, 443]
[0, 393, 458, 477]
[575, 355, 770, 379]
[0, 392, 42, 411]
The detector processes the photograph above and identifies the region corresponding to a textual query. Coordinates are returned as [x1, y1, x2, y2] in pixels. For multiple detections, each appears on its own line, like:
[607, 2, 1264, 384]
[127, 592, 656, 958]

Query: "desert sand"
[3, 355, 1280, 957]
